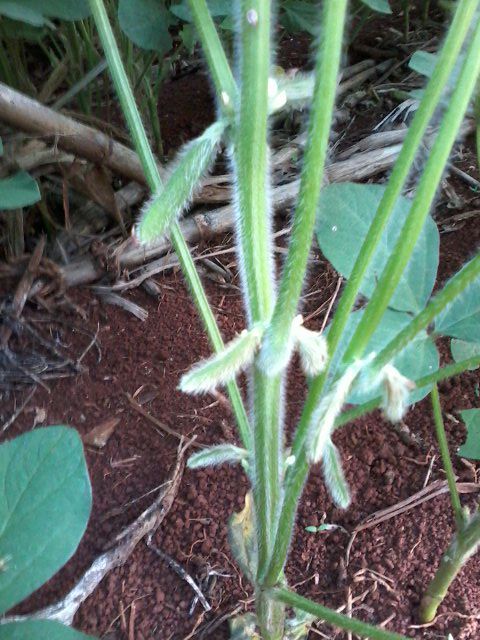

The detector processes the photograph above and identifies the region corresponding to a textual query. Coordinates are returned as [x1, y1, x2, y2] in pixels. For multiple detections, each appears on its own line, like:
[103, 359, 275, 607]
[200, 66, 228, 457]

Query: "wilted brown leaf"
[83, 416, 121, 448]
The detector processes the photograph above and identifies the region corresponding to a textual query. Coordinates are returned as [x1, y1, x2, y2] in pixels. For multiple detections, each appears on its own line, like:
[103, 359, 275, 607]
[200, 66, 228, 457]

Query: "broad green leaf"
[327, 308, 439, 405]
[170, 0, 232, 22]
[434, 262, 480, 342]
[137, 120, 225, 243]
[360, 0, 392, 13]
[0, 2, 49, 27]
[118, 0, 172, 53]
[0, 171, 40, 210]
[316, 183, 440, 313]
[409, 51, 437, 78]
[409, 50, 462, 87]
[0, 427, 92, 614]
[458, 409, 480, 460]
[0, 620, 94, 639]
[228, 492, 257, 582]
[451, 339, 480, 369]
[281, 1, 320, 35]
[322, 440, 351, 509]
[6, 0, 90, 20]
[187, 444, 248, 469]
[0, 139, 3, 156]
[180, 324, 261, 395]
[0, 17, 46, 40]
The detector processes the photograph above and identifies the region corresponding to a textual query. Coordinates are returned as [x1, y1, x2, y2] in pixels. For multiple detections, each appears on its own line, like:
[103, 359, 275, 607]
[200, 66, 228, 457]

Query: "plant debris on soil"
[1, 5, 480, 640]
[2, 207, 480, 639]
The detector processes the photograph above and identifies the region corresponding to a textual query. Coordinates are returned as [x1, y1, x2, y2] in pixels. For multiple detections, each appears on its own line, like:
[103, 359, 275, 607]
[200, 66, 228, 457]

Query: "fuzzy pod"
[136, 120, 226, 244]
[187, 444, 248, 469]
[379, 363, 416, 422]
[307, 357, 369, 464]
[322, 439, 351, 509]
[294, 325, 328, 376]
[179, 325, 263, 395]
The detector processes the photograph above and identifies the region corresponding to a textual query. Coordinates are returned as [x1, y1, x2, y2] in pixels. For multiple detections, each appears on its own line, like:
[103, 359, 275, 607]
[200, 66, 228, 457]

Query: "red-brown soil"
[3, 202, 480, 639]
[2, 7, 480, 640]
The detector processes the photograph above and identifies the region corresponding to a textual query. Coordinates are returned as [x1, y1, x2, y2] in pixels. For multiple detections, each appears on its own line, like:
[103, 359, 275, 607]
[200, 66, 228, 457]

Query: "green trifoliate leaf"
[293, 324, 328, 376]
[136, 120, 226, 244]
[409, 51, 438, 78]
[316, 183, 439, 313]
[322, 440, 351, 510]
[179, 325, 263, 395]
[0, 0, 90, 21]
[458, 409, 480, 460]
[327, 308, 439, 406]
[0, 2, 52, 27]
[170, 0, 233, 22]
[187, 444, 248, 469]
[0, 171, 40, 210]
[0, 620, 94, 639]
[280, 1, 321, 35]
[434, 262, 480, 343]
[119, 0, 173, 53]
[450, 339, 480, 369]
[0, 427, 91, 614]
[360, 0, 392, 13]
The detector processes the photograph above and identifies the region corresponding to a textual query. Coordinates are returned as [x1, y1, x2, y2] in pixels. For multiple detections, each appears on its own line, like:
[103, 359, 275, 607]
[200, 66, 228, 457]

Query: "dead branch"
[0, 61, 384, 192]
[0, 82, 156, 186]
[59, 141, 404, 288]
[0, 440, 189, 627]
[0, 237, 45, 347]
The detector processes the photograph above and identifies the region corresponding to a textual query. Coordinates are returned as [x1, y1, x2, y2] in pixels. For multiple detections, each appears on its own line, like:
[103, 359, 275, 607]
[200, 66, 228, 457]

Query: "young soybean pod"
[136, 120, 226, 243]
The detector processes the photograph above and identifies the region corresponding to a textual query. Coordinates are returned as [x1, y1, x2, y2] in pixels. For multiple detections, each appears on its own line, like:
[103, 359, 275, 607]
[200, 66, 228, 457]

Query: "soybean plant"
[88, 0, 480, 637]
[418, 390, 480, 623]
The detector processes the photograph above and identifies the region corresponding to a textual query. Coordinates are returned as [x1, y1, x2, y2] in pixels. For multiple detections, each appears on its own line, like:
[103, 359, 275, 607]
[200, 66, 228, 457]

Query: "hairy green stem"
[187, 0, 237, 106]
[269, 588, 409, 639]
[231, 6, 283, 636]
[430, 384, 464, 528]
[343, 17, 480, 363]
[419, 511, 480, 622]
[234, 2, 275, 323]
[259, 0, 348, 374]
[87, 0, 251, 449]
[256, 590, 285, 640]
